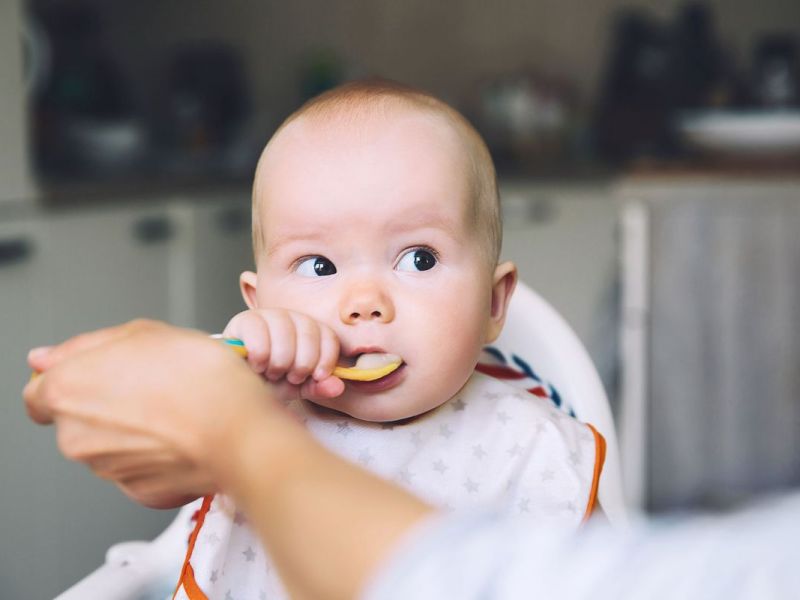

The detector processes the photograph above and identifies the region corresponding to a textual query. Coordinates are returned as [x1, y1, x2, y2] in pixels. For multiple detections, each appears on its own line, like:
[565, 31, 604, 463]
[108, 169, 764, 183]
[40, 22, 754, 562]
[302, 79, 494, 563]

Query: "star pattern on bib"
[358, 448, 375, 466]
[191, 371, 600, 600]
[507, 443, 524, 458]
[496, 410, 511, 424]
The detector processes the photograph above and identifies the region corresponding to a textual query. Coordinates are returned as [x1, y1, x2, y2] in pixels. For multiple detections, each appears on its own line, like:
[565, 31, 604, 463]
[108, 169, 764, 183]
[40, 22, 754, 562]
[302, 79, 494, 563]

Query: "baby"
[174, 79, 605, 600]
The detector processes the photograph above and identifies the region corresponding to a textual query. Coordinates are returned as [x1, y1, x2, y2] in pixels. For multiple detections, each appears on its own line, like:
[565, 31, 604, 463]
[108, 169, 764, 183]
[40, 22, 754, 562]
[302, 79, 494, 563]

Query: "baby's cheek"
[429, 325, 482, 386]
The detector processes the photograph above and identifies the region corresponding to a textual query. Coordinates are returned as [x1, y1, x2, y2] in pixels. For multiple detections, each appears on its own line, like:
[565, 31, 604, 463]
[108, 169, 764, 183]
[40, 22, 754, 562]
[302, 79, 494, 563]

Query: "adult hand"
[23, 319, 433, 599]
[23, 319, 287, 509]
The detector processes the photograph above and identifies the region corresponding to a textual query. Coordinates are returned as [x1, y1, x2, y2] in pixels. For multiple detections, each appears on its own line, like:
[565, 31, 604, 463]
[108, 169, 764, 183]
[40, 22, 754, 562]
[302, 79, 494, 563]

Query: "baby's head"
[240, 79, 517, 422]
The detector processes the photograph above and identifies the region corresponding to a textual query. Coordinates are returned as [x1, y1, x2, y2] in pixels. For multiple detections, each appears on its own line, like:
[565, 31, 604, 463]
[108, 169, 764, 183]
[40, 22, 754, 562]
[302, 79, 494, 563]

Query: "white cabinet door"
[0, 219, 56, 600]
[499, 183, 618, 384]
[1, 205, 187, 599]
[41, 204, 188, 337]
[189, 196, 253, 334]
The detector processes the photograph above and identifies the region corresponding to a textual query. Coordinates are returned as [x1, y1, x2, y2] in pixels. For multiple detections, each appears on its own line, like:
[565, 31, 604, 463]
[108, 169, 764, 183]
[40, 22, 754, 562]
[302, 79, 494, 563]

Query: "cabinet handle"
[132, 215, 174, 244]
[215, 207, 250, 235]
[0, 238, 33, 266]
[527, 198, 557, 224]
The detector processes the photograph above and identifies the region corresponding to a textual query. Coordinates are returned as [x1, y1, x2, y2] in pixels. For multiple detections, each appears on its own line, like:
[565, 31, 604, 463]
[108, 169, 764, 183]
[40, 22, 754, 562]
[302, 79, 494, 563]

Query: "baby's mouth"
[334, 352, 403, 382]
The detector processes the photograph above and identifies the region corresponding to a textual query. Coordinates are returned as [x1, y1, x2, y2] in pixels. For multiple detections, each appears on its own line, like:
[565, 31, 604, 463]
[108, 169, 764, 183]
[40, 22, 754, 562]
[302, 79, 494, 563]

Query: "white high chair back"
[57, 281, 627, 599]
[491, 281, 627, 526]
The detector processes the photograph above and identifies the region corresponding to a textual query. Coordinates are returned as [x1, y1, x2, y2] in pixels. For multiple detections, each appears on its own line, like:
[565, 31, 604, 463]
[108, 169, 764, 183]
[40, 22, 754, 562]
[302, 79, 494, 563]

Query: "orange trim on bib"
[582, 424, 606, 523]
[173, 495, 213, 600]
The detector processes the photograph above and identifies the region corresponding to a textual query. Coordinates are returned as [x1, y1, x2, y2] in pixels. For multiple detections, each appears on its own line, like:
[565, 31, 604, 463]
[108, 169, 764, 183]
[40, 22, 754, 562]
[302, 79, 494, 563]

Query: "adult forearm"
[23, 319, 434, 599]
[224, 413, 434, 600]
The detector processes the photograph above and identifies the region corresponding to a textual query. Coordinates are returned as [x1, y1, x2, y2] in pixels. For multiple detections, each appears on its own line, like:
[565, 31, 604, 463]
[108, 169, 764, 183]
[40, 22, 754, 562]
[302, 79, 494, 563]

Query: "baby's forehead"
[256, 106, 475, 201]
[284, 104, 466, 156]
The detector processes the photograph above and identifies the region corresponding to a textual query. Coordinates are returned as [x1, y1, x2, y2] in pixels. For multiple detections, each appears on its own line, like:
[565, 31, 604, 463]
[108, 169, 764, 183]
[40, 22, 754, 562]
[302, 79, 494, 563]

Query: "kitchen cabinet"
[0, 194, 252, 600]
[618, 178, 800, 513]
[189, 196, 254, 333]
[0, 204, 190, 599]
[499, 181, 619, 397]
[41, 204, 187, 336]
[0, 218, 69, 599]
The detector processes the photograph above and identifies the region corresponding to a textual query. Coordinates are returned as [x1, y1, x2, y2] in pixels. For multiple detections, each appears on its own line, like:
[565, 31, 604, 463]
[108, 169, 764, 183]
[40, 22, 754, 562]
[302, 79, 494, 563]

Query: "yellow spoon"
[216, 337, 403, 382]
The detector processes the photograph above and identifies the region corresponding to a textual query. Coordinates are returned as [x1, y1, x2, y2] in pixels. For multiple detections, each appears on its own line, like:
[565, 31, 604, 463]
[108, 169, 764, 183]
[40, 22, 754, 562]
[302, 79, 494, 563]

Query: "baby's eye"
[296, 256, 337, 277]
[396, 248, 438, 272]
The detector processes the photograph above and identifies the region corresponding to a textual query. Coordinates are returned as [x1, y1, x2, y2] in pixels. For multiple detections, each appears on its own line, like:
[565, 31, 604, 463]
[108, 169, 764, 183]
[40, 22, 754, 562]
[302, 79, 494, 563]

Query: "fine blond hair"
[251, 78, 502, 267]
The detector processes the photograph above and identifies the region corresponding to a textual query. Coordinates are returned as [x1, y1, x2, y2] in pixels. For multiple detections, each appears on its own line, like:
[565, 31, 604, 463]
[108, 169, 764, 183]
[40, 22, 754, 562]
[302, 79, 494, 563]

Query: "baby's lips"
[333, 352, 403, 382]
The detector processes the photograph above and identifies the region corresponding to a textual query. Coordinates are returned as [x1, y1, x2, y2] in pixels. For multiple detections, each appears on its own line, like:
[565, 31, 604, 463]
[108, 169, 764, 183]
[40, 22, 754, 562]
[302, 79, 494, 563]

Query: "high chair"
[57, 281, 627, 599]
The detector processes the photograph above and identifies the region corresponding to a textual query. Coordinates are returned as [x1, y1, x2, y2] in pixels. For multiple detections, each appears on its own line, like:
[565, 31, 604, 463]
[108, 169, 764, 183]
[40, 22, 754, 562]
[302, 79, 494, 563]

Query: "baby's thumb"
[300, 375, 345, 401]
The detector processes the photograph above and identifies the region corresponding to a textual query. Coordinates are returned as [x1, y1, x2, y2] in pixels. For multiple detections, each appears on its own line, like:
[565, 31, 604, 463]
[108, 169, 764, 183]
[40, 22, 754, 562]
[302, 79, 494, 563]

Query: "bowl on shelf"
[675, 110, 800, 157]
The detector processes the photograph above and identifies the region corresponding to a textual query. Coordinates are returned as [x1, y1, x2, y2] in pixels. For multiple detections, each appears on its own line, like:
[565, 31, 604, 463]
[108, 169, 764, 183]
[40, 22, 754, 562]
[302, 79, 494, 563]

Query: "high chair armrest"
[55, 499, 201, 600]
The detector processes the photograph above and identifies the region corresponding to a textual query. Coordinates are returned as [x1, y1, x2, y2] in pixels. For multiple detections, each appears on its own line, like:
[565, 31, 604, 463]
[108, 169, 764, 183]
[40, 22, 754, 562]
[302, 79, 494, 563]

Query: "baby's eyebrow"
[385, 210, 462, 237]
[265, 230, 327, 256]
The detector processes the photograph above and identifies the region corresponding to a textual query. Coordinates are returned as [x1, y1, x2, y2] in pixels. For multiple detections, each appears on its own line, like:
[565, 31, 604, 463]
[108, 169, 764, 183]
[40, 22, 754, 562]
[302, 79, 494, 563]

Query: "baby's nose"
[339, 282, 395, 324]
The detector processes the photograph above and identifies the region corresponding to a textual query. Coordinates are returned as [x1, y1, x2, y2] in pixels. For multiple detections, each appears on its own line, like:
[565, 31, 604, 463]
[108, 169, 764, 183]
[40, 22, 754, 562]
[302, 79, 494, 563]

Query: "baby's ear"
[239, 271, 259, 309]
[485, 261, 517, 343]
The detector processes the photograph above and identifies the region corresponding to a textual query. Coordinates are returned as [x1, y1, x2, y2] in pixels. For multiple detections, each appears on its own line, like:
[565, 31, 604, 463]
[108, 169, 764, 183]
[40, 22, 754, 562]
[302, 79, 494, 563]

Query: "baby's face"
[245, 111, 507, 421]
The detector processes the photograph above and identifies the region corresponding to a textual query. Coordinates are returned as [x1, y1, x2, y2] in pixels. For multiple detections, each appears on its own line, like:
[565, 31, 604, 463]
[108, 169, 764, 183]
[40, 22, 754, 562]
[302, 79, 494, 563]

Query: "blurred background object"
[1, 0, 800, 597]
[19, 0, 800, 184]
[31, 2, 146, 179]
[476, 71, 579, 173]
[675, 109, 800, 157]
[752, 33, 798, 108]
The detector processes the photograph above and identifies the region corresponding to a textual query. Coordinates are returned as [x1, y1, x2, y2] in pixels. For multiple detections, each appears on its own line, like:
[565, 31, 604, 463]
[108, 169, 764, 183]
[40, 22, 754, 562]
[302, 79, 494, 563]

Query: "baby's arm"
[223, 309, 344, 401]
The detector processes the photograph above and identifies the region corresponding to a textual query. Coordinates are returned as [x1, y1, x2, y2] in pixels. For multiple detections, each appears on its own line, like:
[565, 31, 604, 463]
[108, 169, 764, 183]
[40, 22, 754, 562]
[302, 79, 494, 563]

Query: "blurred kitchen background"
[1, 0, 799, 597]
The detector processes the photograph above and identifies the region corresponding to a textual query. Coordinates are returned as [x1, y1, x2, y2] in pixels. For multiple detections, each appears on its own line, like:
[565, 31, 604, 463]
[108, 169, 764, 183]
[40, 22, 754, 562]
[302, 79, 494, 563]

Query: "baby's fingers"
[300, 376, 345, 402]
[286, 314, 321, 385]
[262, 311, 297, 382]
[222, 311, 271, 374]
[314, 325, 341, 382]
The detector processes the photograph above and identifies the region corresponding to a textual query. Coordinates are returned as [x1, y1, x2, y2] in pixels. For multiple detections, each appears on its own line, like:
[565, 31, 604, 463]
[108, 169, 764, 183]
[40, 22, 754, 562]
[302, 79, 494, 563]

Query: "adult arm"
[24, 320, 433, 600]
[364, 493, 800, 600]
[24, 320, 800, 600]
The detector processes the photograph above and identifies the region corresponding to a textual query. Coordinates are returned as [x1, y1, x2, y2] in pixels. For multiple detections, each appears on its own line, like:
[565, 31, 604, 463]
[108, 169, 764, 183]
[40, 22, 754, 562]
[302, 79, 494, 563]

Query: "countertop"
[0, 176, 252, 219]
[3, 158, 799, 220]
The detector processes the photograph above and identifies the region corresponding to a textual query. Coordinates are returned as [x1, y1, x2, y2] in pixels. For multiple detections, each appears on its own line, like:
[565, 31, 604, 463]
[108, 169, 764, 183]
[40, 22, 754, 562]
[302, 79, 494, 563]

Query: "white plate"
[676, 110, 800, 156]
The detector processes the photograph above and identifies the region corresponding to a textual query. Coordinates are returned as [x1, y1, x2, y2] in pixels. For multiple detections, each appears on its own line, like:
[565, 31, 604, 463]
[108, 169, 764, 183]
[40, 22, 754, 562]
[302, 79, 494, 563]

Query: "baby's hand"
[222, 309, 344, 402]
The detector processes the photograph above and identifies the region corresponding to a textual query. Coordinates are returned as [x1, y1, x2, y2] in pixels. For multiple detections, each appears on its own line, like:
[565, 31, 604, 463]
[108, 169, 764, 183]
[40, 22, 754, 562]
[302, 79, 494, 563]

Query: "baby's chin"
[305, 393, 446, 423]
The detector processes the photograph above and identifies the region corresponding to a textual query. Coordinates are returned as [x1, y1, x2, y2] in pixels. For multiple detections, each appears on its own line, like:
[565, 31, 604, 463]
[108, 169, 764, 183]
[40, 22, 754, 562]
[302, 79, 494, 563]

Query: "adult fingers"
[24, 320, 169, 424]
[27, 319, 158, 373]
[22, 370, 52, 424]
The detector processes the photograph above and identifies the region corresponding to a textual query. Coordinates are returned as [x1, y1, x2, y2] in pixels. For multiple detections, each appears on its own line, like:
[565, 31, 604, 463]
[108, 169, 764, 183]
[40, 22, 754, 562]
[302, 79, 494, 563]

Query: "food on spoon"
[333, 353, 403, 381]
